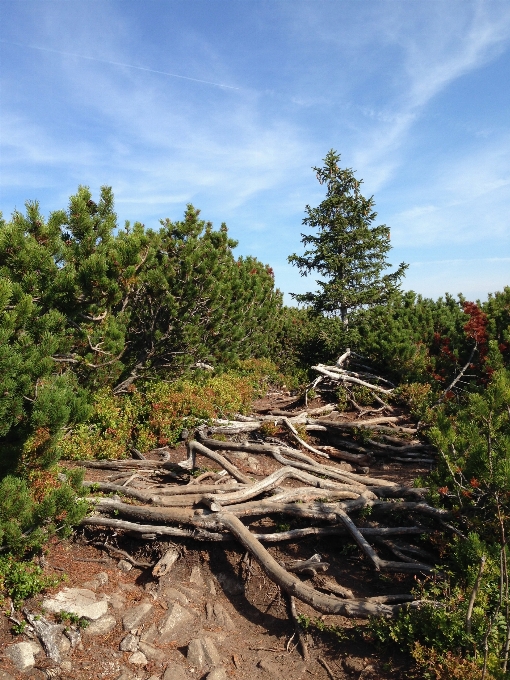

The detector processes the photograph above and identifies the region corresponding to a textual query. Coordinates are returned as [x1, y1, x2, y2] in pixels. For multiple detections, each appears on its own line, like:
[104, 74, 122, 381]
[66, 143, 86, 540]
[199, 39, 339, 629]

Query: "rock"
[60, 661, 73, 672]
[163, 661, 189, 680]
[208, 580, 217, 596]
[158, 602, 194, 642]
[128, 651, 147, 666]
[173, 584, 202, 601]
[96, 571, 109, 586]
[138, 640, 167, 663]
[205, 602, 235, 631]
[247, 456, 259, 470]
[5, 641, 41, 670]
[233, 451, 248, 460]
[42, 587, 108, 620]
[118, 583, 139, 593]
[258, 657, 280, 675]
[215, 572, 244, 596]
[206, 669, 227, 680]
[158, 584, 189, 607]
[120, 633, 140, 652]
[83, 614, 117, 636]
[0, 672, 16, 680]
[64, 628, 81, 648]
[140, 623, 158, 644]
[107, 593, 126, 609]
[59, 634, 71, 654]
[118, 559, 133, 572]
[22, 610, 66, 663]
[189, 565, 205, 587]
[83, 570, 109, 590]
[115, 665, 137, 680]
[152, 548, 179, 577]
[343, 657, 366, 673]
[122, 601, 153, 631]
[187, 636, 221, 668]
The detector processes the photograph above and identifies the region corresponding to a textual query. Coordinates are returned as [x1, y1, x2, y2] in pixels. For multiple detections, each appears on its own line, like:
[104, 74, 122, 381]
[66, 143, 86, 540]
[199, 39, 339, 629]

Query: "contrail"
[0, 39, 240, 90]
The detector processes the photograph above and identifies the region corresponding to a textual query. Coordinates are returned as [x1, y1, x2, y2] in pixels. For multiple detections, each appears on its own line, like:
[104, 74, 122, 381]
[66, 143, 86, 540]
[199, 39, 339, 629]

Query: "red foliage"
[463, 301, 489, 361]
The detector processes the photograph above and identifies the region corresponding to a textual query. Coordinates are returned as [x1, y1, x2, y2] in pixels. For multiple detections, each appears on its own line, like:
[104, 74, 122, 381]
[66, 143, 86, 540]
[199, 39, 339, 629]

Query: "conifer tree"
[288, 150, 408, 327]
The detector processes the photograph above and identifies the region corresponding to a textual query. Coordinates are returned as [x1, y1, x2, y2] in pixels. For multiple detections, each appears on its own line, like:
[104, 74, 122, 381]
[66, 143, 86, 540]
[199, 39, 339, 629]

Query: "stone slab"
[158, 602, 194, 642]
[187, 636, 221, 669]
[42, 587, 108, 620]
[122, 601, 153, 631]
[84, 614, 117, 636]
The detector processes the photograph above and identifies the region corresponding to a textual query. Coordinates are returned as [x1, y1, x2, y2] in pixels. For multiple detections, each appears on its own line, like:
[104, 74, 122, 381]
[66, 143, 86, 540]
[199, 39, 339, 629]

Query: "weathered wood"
[152, 548, 180, 577]
[216, 512, 412, 617]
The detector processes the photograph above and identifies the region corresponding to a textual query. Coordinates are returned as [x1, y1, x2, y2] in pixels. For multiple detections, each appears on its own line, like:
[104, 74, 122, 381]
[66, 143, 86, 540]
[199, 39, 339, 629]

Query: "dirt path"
[0, 393, 434, 680]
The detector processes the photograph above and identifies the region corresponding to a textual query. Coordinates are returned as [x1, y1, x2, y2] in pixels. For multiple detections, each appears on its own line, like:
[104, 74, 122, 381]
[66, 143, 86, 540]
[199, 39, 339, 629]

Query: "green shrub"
[0, 555, 61, 608]
[0, 470, 88, 556]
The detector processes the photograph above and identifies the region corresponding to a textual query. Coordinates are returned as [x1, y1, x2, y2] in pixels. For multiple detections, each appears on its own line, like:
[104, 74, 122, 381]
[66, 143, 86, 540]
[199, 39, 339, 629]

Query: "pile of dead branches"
[79, 352, 444, 620]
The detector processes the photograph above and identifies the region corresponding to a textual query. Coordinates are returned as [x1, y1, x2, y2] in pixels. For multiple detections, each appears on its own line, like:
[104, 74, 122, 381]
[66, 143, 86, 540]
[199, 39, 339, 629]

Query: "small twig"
[466, 555, 486, 635]
[73, 557, 112, 564]
[318, 656, 336, 679]
[92, 541, 153, 568]
[286, 594, 309, 661]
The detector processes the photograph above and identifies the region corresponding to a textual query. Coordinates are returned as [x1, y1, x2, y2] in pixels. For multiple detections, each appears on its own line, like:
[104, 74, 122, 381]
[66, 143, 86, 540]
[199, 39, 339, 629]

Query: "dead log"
[80, 516, 430, 543]
[216, 511, 418, 616]
[183, 441, 252, 484]
[312, 365, 394, 395]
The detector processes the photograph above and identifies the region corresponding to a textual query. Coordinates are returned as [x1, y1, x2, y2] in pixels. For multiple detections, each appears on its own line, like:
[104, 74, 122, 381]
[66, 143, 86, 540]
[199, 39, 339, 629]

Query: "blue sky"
[1, 0, 509, 303]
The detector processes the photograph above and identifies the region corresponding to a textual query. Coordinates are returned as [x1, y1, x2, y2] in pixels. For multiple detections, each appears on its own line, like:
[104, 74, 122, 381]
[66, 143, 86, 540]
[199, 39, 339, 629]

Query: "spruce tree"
[288, 150, 408, 327]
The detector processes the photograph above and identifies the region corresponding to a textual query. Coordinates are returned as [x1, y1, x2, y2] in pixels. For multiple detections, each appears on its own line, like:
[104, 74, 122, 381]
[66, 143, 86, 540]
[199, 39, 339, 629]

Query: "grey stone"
[59, 634, 71, 654]
[206, 669, 227, 680]
[64, 627, 81, 648]
[115, 665, 137, 680]
[128, 651, 147, 666]
[189, 565, 205, 587]
[163, 662, 189, 680]
[122, 601, 153, 631]
[187, 637, 221, 668]
[247, 456, 259, 470]
[83, 570, 109, 590]
[173, 584, 202, 601]
[343, 657, 366, 673]
[158, 584, 188, 607]
[206, 602, 235, 631]
[5, 641, 41, 670]
[84, 614, 117, 636]
[117, 582, 139, 592]
[96, 571, 109, 586]
[108, 593, 126, 609]
[233, 451, 248, 460]
[138, 640, 166, 663]
[158, 602, 194, 642]
[120, 633, 140, 652]
[140, 622, 158, 644]
[258, 657, 280, 675]
[215, 572, 244, 596]
[118, 559, 133, 572]
[42, 587, 108, 620]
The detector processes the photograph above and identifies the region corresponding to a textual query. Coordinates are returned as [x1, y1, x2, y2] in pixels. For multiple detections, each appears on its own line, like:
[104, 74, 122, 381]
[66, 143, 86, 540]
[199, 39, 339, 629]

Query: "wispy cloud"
[0, 38, 240, 90]
[352, 2, 510, 190]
